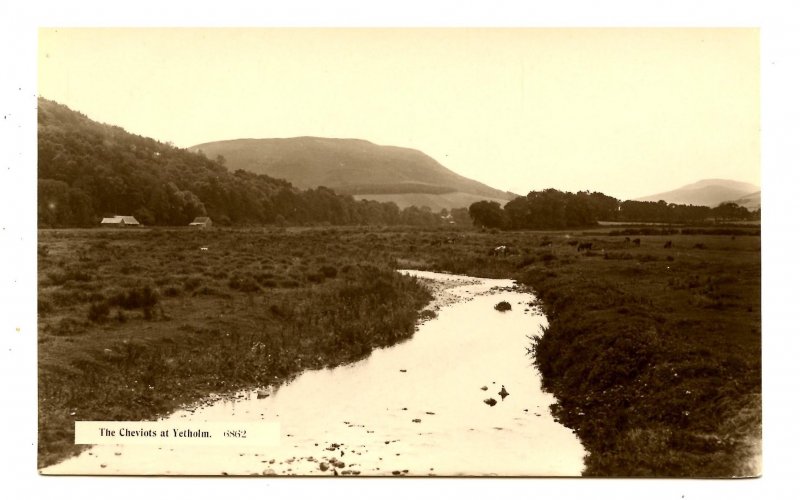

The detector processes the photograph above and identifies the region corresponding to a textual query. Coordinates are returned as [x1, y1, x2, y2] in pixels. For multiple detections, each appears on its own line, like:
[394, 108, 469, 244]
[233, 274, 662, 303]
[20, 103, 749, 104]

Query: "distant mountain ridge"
[190, 137, 515, 211]
[636, 179, 760, 208]
[729, 191, 761, 211]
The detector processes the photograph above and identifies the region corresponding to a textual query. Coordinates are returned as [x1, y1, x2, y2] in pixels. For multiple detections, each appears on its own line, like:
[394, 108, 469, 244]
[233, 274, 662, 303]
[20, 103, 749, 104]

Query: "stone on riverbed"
[494, 301, 512, 312]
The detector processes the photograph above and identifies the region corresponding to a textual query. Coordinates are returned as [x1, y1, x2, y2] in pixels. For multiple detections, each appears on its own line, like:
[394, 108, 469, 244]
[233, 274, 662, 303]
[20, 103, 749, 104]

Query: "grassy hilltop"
[190, 137, 515, 211]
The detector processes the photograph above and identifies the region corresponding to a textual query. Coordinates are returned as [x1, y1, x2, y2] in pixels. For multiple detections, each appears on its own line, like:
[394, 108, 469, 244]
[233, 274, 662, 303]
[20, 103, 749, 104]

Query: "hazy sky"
[38, 28, 760, 200]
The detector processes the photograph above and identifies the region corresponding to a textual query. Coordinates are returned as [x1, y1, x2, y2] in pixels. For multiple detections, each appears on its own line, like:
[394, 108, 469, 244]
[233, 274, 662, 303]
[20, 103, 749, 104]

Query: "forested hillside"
[37, 99, 444, 227]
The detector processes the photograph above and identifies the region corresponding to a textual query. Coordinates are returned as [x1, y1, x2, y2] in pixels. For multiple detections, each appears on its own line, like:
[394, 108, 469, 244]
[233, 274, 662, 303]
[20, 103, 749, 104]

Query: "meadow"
[38, 225, 761, 476]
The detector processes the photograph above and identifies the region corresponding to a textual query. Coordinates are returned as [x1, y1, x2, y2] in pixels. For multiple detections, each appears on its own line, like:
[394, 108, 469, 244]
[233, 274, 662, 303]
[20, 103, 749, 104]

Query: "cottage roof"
[101, 215, 139, 225]
[119, 216, 140, 225]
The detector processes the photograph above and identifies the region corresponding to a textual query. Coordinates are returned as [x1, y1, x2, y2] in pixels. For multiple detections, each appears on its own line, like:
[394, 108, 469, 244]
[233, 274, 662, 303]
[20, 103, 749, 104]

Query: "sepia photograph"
[30, 26, 768, 480]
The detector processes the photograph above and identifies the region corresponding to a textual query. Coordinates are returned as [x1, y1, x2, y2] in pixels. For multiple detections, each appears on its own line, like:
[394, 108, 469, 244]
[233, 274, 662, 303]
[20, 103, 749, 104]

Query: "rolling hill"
[190, 137, 516, 211]
[636, 179, 760, 208]
[729, 191, 761, 211]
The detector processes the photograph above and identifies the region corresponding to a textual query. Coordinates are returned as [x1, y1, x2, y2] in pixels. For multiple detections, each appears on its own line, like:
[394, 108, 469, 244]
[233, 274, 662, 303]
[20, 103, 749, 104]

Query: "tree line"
[469, 189, 759, 230]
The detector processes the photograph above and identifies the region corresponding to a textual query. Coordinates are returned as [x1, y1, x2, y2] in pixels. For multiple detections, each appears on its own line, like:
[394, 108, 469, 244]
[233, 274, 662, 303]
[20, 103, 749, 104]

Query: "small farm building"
[189, 216, 213, 228]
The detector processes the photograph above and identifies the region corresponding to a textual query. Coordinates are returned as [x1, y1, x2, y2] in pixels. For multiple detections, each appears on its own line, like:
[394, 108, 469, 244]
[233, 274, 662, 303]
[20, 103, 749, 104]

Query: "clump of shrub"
[539, 252, 557, 263]
[516, 254, 538, 268]
[183, 275, 204, 292]
[668, 275, 703, 290]
[38, 298, 54, 316]
[681, 228, 759, 236]
[319, 265, 338, 279]
[45, 289, 86, 307]
[604, 252, 634, 260]
[194, 285, 228, 297]
[108, 285, 159, 319]
[109, 285, 159, 310]
[495, 301, 512, 312]
[47, 317, 88, 337]
[208, 269, 229, 280]
[47, 269, 93, 286]
[279, 279, 300, 288]
[269, 303, 293, 318]
[306, 272, 325, 284]
[119, 263, 143, 275]
[228, 276, 261, 293]
[87, 301, 110, 323]
[254, 271, 276, 285]
[419, 309, 437, 321]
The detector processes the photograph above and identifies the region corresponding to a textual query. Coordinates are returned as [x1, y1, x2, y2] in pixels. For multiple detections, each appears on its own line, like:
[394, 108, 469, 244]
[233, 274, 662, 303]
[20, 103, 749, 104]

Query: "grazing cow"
[577, 242, 593, 252]
[632, 238, 641, 247]
[664, 240, 672, 249]
[491, 245, 509, 256]
[624, 237, 631, 243]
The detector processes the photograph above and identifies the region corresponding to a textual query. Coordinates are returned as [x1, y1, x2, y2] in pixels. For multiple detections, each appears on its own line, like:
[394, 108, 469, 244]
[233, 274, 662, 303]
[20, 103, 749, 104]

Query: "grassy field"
[38, 225, 761, 476]
[37, 227, 434, 468]
[518, 231, 761, 476]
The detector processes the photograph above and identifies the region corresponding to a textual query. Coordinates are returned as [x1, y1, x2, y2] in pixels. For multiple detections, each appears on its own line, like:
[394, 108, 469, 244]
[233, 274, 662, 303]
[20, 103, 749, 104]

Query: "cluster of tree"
[37, 99, 463, 228]
[617, 199, 758, 223]
[468, 189, 617, 229]
[469, 189, 758, 229]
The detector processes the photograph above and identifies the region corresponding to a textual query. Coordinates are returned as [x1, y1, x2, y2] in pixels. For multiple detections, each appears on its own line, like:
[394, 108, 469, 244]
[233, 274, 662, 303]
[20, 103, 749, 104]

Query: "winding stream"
[43, 270, 585, 476]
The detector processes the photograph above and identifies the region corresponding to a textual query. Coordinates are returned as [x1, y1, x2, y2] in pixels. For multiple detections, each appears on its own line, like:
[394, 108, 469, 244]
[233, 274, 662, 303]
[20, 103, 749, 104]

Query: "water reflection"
[43, 270, 585, 476]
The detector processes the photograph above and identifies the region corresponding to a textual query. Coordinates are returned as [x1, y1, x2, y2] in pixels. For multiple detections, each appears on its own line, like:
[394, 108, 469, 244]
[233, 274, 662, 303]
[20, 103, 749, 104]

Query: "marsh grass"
[519, 233, 761, 477]
[38, 228, 432, 468]
[38, 226, 760, 477]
